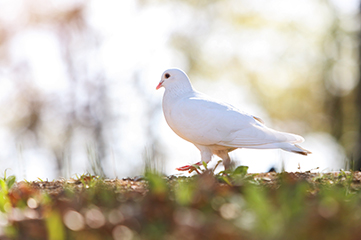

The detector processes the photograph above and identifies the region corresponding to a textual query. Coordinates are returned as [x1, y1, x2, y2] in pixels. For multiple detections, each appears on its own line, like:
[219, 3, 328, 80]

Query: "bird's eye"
[165, 73, 170, 79]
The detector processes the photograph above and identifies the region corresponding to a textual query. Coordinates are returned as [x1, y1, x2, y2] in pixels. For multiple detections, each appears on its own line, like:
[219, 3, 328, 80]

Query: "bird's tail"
[281, 143, 312, 156]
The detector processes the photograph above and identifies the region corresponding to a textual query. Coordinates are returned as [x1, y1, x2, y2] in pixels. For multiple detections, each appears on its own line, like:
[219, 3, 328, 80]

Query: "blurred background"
[0, 0, 360, 180]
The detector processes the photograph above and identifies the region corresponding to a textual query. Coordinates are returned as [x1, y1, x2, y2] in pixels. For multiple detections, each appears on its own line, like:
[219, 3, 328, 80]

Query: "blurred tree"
[354, 2, 361, 171]
[133, 71, 165, 173]
[0, 3, 110, 177]
[55, 5, 108, 177]
[0, 1, 167, 178]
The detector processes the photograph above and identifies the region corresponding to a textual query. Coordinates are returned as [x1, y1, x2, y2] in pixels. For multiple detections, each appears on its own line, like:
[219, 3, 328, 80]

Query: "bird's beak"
[156, 80, 164, 90]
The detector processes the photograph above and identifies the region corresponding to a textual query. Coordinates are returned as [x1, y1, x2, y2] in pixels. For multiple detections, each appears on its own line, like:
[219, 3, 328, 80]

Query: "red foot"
[176, 165, 193, 171]
[176, 161, 203, 172]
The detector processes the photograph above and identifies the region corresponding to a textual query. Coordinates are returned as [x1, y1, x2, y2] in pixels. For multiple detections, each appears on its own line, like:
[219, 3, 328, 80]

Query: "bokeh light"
[0, 0, 359, 180]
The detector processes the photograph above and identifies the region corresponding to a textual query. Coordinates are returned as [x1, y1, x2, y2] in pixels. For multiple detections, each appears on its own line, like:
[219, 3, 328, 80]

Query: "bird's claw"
[175, 165, 193, 171]
[176, 162, 203, 173]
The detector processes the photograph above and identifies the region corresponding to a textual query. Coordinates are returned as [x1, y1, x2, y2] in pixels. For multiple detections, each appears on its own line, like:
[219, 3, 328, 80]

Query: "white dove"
[156, 68, 311, 171]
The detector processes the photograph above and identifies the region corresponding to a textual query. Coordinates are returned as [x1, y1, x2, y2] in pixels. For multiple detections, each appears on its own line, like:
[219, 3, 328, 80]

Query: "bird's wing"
[218, 124, 304, 148]
[167, 92, 303, 147]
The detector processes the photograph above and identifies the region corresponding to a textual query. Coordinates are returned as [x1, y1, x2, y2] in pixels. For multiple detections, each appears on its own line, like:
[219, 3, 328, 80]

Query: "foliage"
[0, 170, 16, 213]
[0, 169, 360, 239]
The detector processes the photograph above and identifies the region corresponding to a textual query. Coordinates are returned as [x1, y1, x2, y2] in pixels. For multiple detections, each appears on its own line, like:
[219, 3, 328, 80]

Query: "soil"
[20, 171, 361, 196]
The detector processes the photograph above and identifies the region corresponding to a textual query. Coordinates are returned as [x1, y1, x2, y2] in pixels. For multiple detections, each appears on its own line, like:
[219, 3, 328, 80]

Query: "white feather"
[157, 68, 311, 170]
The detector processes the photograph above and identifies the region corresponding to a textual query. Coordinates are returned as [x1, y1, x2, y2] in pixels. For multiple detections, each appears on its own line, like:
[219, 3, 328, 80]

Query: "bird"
[156, 68, 311, 171]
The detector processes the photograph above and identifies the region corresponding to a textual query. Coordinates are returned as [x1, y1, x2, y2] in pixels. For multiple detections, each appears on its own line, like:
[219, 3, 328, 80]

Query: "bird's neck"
[164, 81, 194, 98]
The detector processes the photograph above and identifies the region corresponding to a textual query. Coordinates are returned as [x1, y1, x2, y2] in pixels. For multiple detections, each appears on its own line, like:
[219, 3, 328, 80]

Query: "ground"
[1, 169, 361, 240]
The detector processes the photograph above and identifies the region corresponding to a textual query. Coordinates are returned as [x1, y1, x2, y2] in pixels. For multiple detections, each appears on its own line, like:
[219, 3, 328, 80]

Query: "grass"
[0, 167, 361, 239]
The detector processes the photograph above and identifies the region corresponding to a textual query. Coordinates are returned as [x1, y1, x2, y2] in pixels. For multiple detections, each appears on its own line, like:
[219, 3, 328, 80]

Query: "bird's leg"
[215, 151, 232, 170]
[223, 155, 231, 170]
[176, 148, 212, 172]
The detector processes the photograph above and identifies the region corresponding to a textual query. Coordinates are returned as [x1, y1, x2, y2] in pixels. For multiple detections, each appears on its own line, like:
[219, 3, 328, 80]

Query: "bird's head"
[156, 68, 190, 90]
